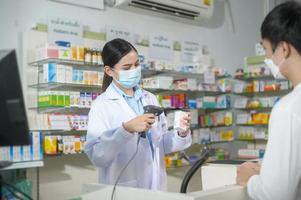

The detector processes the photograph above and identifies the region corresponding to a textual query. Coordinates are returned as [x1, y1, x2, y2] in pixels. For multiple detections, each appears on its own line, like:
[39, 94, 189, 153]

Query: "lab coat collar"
[103, 83, 150, 101]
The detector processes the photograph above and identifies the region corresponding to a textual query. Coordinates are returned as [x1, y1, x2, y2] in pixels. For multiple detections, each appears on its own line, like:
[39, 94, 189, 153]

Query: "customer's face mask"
[264, 48, 286, 80]
[115, 66, 142, 88]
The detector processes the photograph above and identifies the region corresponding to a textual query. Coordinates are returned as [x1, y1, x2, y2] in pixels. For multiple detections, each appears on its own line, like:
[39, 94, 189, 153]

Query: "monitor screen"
[0, 50, 30, 146]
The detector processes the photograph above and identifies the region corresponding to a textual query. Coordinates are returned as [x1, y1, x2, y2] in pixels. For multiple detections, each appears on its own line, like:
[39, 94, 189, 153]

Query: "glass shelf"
[144, 88, 230, 96]
[197, 124, 233, 129]
[142, 69, 230, 79]
[236, 124, 268, 128]
[236, 138, 268, 142]
[28, 82, 102, 92]
[0, 161, 44, 171]
[233, 89, 291, 97]
[234, 75, 275, 81]
[28, 106, 90, 114]
[198, 108, 231, 112]
[234, 107, 273, 112]
[30, 129, 87, 134]
[29, 58, 103, 71]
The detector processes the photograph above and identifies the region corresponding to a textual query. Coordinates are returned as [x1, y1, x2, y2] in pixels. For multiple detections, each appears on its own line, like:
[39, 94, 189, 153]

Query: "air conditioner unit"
[113, 0, 214, 25]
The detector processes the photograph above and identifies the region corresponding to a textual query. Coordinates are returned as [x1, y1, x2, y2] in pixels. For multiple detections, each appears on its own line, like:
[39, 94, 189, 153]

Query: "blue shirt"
[112, 83, 155, 158]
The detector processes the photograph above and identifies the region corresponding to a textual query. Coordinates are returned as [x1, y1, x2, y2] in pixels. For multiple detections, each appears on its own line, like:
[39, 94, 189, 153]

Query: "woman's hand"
[123, 114, 156, 133]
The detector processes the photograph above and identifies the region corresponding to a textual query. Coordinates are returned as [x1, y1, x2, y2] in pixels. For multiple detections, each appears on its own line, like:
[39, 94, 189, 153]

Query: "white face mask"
[264, 56, 286, 80]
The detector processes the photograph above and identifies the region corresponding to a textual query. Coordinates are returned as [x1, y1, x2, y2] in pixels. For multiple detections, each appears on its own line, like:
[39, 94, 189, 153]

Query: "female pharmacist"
[85, 38, 192, 190]
[236, 1, 301, 200]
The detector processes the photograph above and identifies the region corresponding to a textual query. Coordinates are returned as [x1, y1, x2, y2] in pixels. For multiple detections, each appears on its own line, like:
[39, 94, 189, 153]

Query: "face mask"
[264, 56, 286, 80]
[115, 66, 142, 88]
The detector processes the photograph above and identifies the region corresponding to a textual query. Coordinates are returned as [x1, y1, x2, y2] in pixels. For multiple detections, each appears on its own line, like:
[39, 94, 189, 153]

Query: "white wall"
[0, 0, 265, 199]
[0, 0, 264, 74]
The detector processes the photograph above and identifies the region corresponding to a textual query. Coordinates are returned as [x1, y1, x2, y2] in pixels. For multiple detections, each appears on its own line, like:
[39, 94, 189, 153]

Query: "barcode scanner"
[140, 105, 164, 138]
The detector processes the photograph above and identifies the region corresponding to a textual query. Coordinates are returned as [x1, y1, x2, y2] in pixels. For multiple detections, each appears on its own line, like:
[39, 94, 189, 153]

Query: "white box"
[31, 132, 43, 161]
[0, 147, 10, 161]
[22, 145, 32, 161]
[174, 111, 189, 132]
[56, 64, 66, 83]
[187, 79, 197, 91]
[65, 66, 73, 84]
[11, 146, 22, 162]
[43, 63, 57, 83]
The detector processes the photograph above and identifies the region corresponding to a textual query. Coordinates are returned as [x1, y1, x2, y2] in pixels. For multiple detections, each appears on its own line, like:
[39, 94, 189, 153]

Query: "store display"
[38, 91, 100, 108]
[198, 111, 233, 128]
[238, 127, 267, 140]
[157, 94, 187, 109]
[202, 95, 231, 109]
[44, 135, 86, 155]
[0, 132, 43, 162]
[236, 112, 270, 125]
[35, 42, 102, 65]
[233, 80, 291, 94]
[238, 149, 265, 159]
[193, 128, 234, 144]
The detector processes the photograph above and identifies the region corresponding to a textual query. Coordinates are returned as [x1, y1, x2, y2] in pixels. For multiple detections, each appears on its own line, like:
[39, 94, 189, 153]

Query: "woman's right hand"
[123, 114, 156, 133]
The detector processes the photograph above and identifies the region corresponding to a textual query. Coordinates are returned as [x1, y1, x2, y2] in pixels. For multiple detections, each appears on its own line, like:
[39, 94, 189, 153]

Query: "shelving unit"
[0, 161, 44, 171]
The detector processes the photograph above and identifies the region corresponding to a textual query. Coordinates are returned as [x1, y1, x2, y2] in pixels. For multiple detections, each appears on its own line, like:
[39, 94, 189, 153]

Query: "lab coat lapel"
[104, 84, 137, 119]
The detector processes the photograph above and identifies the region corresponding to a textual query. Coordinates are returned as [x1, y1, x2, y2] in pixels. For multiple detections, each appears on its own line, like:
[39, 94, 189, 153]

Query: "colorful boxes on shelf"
[199, 111, 233, 127]
[0, 132, 43, 162]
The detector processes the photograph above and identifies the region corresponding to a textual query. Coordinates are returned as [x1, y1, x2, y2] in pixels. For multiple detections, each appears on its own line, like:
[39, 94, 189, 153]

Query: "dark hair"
[101, 38, 137, 92]
[261, 1, 301, 53]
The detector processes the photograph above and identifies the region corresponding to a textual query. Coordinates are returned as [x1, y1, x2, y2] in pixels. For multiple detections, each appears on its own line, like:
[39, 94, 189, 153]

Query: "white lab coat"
[247, 83, 301, 200]
[85, 83, 192, 190]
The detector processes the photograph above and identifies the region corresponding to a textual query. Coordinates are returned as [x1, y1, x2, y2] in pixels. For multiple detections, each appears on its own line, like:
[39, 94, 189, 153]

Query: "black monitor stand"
[0, 161, 13, 200]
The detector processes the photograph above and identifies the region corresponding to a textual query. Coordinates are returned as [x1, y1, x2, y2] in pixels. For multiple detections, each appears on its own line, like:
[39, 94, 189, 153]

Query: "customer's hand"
[236, 162, 261, 187]
[123, 114, 156, 133]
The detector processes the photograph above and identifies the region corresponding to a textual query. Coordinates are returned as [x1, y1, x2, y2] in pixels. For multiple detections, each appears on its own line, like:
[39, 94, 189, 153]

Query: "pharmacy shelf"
[28, 82, 102, 92]
[198, 108, 231, 112]
[197, 124, 233, 129]
[144, 88, 231, 96]
[29, 58, 103, 71]
[234, 75, 275, 82]
[0, 161, 44, 171]
[233, 89, 291, 97]
[142, 69, 231, 79]
[28, 106, 90, 114]
[31, 130, 87, 135]
[236, 124, 268, 128]
[235, 107, 273, 112]
[236, 138, 268, 142]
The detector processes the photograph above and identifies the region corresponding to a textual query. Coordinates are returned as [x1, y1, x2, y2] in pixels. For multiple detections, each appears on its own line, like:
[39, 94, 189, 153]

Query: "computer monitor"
[0, 50, 30, 146]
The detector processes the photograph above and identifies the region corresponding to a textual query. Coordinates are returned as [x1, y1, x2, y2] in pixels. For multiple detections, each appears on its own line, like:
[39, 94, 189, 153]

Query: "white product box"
[190, 109, 198, 126]
[196, 98, 203, 108]
[174, 111, 189, 132]
[35, 43, 59, 61]
[65, 66, 73, 84]
[43, 63, 57, 83]
[236, 113, 250, 124]
[58, 46, 71, 60]
[187, 79, 197, 91]
[11, 146, 22, 162]
[56, 64, 65, 83]
[238, 149, 260, 159]
[22, 145, 32, 161]
[31, 132, 43, 160]
[0, 147, 10, 161]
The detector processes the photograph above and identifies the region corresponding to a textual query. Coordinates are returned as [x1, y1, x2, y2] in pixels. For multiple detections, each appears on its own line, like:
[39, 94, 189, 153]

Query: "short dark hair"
[101, 38, 137, 92]
[261, 1, 301, 53]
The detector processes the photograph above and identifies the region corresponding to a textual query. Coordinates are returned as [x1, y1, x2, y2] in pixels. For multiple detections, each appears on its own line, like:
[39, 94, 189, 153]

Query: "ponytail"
[102, 73, 113, 93]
